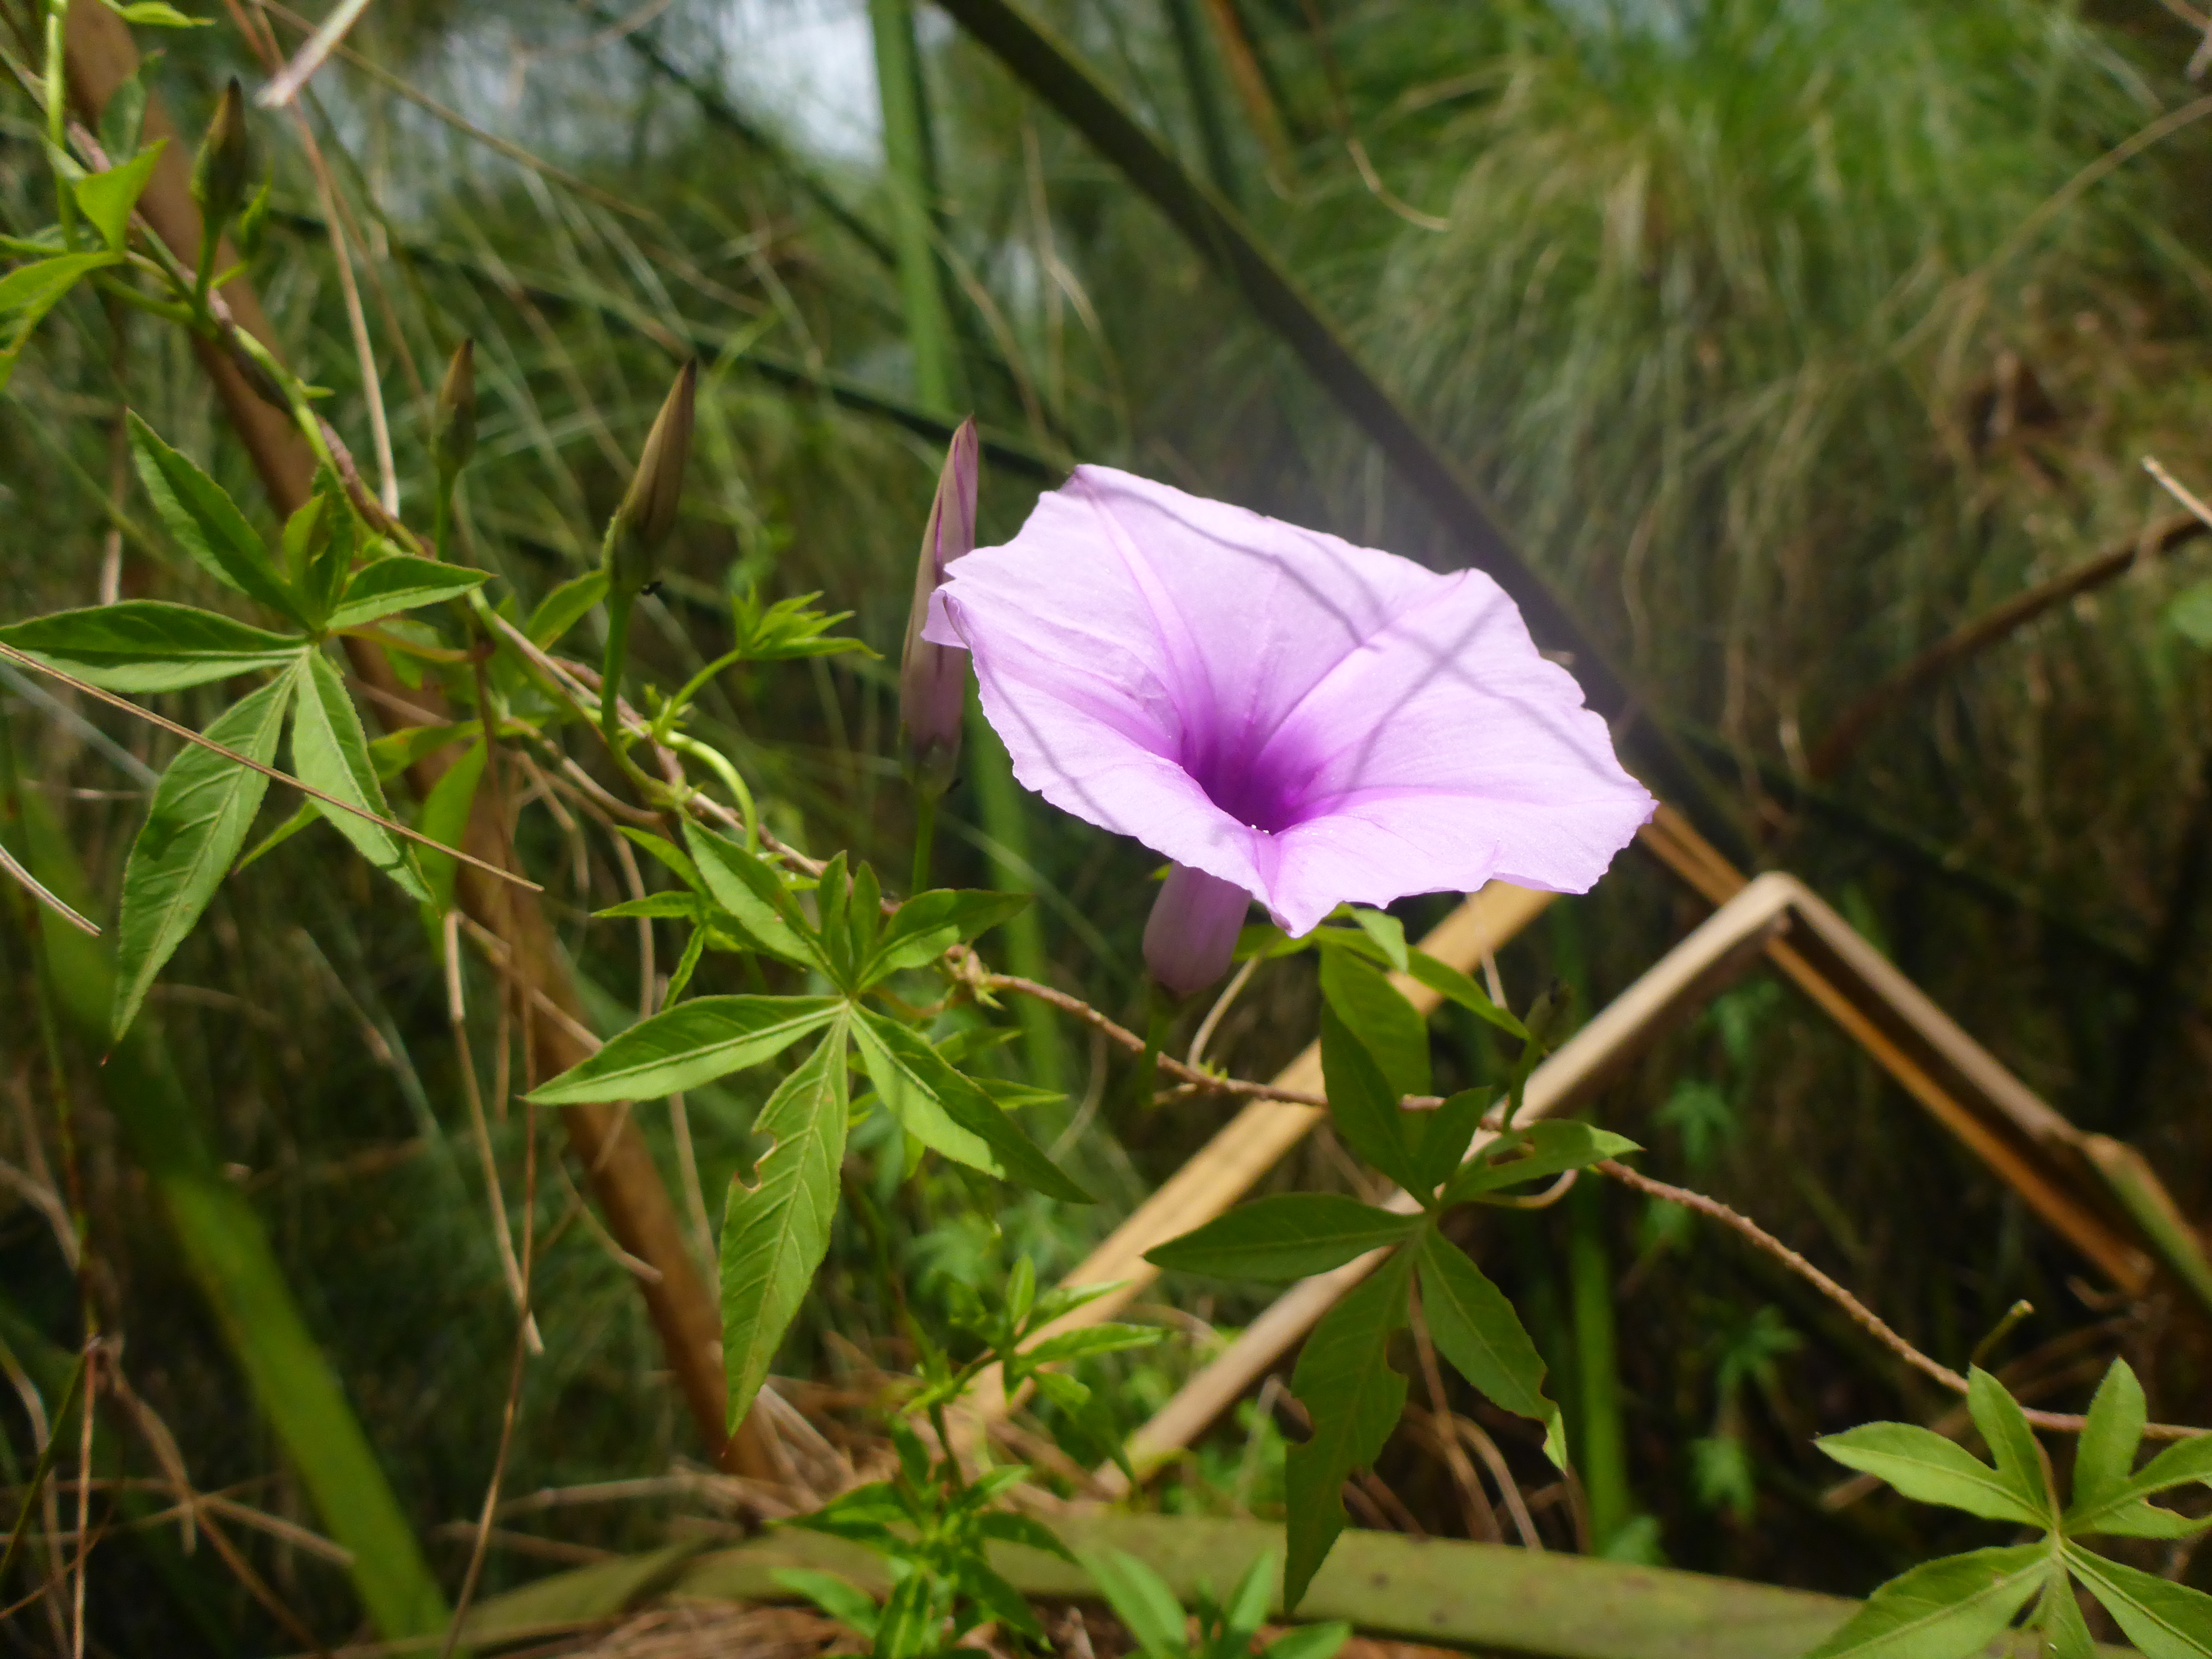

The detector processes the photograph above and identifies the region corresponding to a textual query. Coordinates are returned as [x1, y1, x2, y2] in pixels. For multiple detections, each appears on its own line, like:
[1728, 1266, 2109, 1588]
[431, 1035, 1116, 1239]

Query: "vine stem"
[1595, 1159, 2205, 1442]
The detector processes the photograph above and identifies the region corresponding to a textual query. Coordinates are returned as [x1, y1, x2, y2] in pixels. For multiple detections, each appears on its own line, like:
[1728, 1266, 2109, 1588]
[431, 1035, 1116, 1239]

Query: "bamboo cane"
[58, 3, 777, 1480]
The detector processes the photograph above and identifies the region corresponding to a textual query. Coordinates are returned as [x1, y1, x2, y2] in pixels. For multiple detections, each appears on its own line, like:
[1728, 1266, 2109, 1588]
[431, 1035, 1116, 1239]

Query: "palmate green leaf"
[1145, 1193, 1419, 1282]
[291, 651, 429, 902]
[1813, 1423, 2045, 1526]
[72, 140, 166, 251]
[1284, 1250, 1413, 1612]
[1414, 1231, 1564, 1463]
[2070, 1419, 2212, 1538]
[1347, 906, 1408, 972]
[128, 413, 304, 624]
[110, 671, 294, 1038]
[2072, 1359, 2148, 1512]
[721, 1015, 851, 1428]
[1318, 947, 1429, 1099]
[1967, 1366, 2054, 1523]
[528, 996, 842, 1105]
[851, 1008, 1089, 1202]
[2035, 1567, 2099, 1659]
[1444, 1122, 1644, 1205]
[1319, 1003, 1421, 1192]
[618, 826, 702, 893]
[0, 602, 305, 691]
[1802, 1545, 2046, 1659]
[684, 821, 817, 965]
[861, 888, 1029, 984]
[2063, 1545, 2212, 1659]
[1403, 948, 1529, 1039]
[326, 556, 489, 630]
[1408, 1088, 1494, 1194]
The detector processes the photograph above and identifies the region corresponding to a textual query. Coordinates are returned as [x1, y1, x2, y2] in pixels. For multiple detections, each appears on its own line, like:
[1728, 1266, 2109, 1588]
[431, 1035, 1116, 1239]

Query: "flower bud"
[190, 79, 254, 234]
[434, 339, 477, 480]
[607, 359, 697, 594]
[1143, 864, 1252, 1000]
[898, 418, 979, 791]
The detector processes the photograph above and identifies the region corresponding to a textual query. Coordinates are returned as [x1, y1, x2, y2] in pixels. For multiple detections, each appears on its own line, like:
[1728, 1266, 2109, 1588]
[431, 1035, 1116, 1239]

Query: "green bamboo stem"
[1163, 0, 1243, 205]
[6, 793, 452, 1645]
[870, 0, 958, 413]
[1567, 1178, 1633, 1555]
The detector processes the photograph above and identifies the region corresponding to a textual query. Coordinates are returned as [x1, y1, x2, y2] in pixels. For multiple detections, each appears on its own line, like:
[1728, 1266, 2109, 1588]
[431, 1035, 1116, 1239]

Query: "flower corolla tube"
[922, 466, 1656, 998]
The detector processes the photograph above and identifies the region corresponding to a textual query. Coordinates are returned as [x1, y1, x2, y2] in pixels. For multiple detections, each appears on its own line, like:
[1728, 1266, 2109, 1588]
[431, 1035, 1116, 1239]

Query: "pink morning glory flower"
[922, 466, 1655, 997]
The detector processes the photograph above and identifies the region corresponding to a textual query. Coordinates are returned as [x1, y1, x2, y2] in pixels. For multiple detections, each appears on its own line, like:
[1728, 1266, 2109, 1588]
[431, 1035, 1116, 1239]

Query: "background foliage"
[5, 0, 2212, 1649]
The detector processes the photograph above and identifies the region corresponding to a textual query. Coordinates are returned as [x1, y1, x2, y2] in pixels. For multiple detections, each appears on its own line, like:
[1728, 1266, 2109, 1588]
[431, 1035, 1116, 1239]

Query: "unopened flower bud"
[190, 79, 254, 234]
[898, 418, 979, 792]
[1143, 864, 1252, 1000]
[434, 339, 477, 480]
[607, 359, 696, 594]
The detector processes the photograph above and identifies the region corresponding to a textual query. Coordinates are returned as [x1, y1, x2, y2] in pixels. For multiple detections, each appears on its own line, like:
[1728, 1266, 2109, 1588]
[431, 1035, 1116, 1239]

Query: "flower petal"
[932, 466, 1651, 935]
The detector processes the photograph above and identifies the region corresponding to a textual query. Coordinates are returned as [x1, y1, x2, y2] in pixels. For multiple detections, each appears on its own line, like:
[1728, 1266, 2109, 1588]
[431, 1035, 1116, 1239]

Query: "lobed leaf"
[0, 602, 304, 692]
[2063, 1544, 2212, 1659]
[851, 1009, 1089, 1202]
[1319, 947, 1429, 1099]
[128, 413, 303, 624]
[528, 996, 842, 1105]
[1408, 1088, 1494, 1194]
[862, 887, 1029, 984]
[327, 555, 489, 629]
[1813, 1423, 2044, 1526]
[1802, 1545, 2046, 1659]
[1347, 906, 1408, 972]
[2070, 1358, 2147, 1512]
[1145, 1193, 1419, 1282]
[1965, 1367, 2053, 1523]
[110, 671, 294, 1038]
[1445, 1121, 1642, 1204]
[1284, 1251, 1412, 1611]
[1404, 948, 1528, 1039]
[291, 652, 429, 901]
[684, 822, 817, 965]
[1415, 1231, 1563, 1460]
[1319, 1003, 1421, 1191]
[720, 1019, 851, 1427]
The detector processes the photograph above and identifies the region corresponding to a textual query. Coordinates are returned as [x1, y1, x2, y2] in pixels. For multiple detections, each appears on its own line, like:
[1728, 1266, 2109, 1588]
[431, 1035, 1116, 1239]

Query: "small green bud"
[607, 359, 697, 594]
[433, 339, 477, 480]
[189, 78, 253, 234]
[899, 418, 979, 792]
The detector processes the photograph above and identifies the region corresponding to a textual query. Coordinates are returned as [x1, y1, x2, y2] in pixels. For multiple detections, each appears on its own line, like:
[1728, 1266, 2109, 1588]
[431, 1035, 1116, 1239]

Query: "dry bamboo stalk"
[60, 5, 776, 1479]
[952, 881, 1559, 1436]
